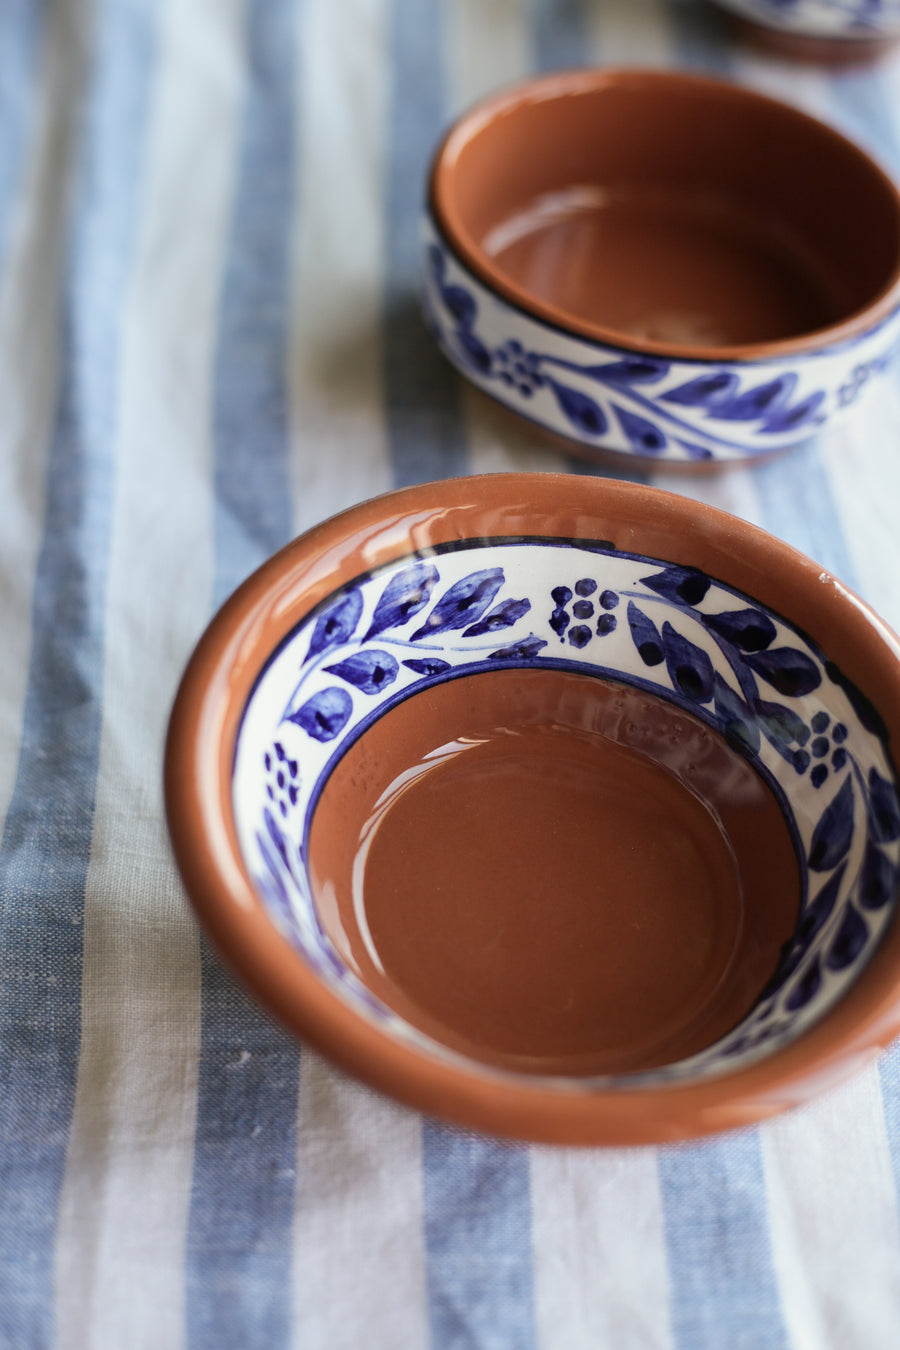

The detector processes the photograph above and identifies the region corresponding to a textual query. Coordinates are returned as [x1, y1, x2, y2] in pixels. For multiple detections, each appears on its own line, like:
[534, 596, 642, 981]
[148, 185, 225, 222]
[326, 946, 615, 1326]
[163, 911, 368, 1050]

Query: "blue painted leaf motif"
[704, 607, 776, 653]
[463, 597, 530, 637]
[754, 699, 810, 748]
[640, 565, 711, 606]
[442, 283, 476, 326]
[796, 862, 846, 949]
[457, 326, 492, 373]
[761, 937, 807, 998]
[661, 370, 738, 408]
[785, 957, 821, 1012]
[402, 656, 451, 676]
[411, 568, 505, 640]
[626, 602, 664, 667]
[676, 438, 714, 461]
[662, 622, 714, 703]
[826, 903, 868, 971]
[307, 589, 364, 659]
[808, 774, 855, 871]
[713, 673, 760, 754]
[365, 562, 439, 638]
[256, 835, 290, 906]
[824, 660, 887, 739]
[860, 839, 896, 910]
[264, 806, 292, 875]
[745, 647, 821, 697]
[487, 634, 548, 661]
[593, 356, 670, 384]
[868, 766, 900, 842]
[324, 650, 399, 695]
[762, 389, 826, 434]
[547, 379, 608, 436]
[613, 404, 667, 454]
[715, 373, 797, 422]
[288, 686, 353, 742]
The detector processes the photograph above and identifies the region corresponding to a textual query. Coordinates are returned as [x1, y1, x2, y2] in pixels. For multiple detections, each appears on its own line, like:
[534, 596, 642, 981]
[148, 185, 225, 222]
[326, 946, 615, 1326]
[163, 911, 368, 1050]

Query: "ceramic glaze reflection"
[308, 671, 800, 1075]
[485, 186, 844, 348]
[231, 536, 900, 1083]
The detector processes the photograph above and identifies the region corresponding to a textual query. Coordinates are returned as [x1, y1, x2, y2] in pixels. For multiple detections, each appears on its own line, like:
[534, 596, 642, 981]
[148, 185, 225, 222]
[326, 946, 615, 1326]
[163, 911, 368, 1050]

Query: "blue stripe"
[659, 1136, 790, 1350]
[829, 64, 900, 177]
[0, 2, 158, 1345]
[879, 1042, 900, 1210]
[530, 0, 589, 70]
[0, 0, 43, 270]
[185, 2, 300, 1346]
[423, 1127, 537, 1350]
[385, 0, 467, 487]
[752, 439, 860, 584]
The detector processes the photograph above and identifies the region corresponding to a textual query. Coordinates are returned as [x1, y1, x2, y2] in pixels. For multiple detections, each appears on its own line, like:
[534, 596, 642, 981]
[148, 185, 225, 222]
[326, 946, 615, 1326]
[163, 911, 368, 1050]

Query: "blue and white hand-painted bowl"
[165, 475, 900, 1145]
[424, 70, 900, 467]
[711, 0, 900, 60]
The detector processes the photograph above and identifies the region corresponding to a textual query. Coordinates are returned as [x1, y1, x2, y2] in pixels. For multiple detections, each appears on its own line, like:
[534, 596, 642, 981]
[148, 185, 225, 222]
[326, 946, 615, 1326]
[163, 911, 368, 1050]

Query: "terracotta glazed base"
[728, 14, 900, 64]
[309, 668, 800, 1076]
[488, 187, 844, 349]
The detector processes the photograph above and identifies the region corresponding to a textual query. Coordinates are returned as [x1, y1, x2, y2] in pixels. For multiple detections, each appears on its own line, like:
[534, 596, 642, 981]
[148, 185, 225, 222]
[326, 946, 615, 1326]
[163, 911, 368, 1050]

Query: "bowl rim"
[164, 473, 900, 1145]
[428, 67, 900, 364]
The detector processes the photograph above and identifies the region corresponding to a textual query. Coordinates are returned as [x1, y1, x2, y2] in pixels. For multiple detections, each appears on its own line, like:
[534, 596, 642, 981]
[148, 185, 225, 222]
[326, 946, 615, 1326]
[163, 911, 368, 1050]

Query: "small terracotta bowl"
[165, 474, 900, 1145]
[710, 0, 900, 63]
[424, 69, 900, 467]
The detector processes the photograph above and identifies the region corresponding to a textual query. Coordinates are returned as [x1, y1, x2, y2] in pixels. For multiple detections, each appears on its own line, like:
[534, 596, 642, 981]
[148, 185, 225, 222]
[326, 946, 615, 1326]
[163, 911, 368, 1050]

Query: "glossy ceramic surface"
[165, 475, 900, 1143]
[712, 0, 900, 61]
[425, 70, 900, 465]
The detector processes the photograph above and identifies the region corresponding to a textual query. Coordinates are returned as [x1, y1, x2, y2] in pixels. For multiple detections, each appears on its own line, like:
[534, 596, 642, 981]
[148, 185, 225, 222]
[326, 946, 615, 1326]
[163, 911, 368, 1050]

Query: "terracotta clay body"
[165, 475, 900, 1144]
[310, 669, 798, 1075]
[432, 70, 900, 359]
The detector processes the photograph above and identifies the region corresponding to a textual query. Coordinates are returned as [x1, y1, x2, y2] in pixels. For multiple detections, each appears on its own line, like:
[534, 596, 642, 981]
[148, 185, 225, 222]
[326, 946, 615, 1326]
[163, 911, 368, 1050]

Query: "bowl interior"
[231, 534, 900, 1086]
[431, 71, 900, 355]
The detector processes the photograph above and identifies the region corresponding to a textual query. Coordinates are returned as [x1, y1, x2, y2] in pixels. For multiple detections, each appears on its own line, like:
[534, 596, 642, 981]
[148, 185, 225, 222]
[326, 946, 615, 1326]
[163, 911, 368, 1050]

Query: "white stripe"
[586, 0, 674, 64]
[530, 1146, 673, 1350]
[443, 0, 530, 112]
[288, 0, 392, 538]
[54, 1, 245, 1345]
[290, 1050, 428, 1350]
[0, 0, 86, 831]
[762, 1067, 900, 1350]
[819, 386, 900, 633]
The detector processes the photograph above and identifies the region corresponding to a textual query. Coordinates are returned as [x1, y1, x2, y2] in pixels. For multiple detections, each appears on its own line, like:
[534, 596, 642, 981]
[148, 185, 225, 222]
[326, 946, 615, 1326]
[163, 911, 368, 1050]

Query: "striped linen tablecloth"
[4, 0, 900, 1346]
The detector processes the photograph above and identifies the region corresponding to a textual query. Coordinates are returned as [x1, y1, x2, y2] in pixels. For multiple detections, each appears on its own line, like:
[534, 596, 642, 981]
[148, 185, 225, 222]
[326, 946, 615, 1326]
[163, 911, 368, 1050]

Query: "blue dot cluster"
[807, 709, 848, 790]
[549, 578, 620, 648]
[494, 340, 544, 397]
[264, 740, 300, 818]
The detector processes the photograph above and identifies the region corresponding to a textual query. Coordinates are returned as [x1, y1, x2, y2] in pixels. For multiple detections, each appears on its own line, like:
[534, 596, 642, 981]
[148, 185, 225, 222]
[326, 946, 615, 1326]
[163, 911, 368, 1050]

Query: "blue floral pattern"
[232, 538, 900, 1084]
[712, 0, 900, 36]
[421, 219, 900, 465]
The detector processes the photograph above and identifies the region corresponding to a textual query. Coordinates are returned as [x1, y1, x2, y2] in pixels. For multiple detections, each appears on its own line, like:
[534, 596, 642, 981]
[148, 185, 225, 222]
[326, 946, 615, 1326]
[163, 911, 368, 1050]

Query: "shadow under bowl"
[165, 474, 900, 1144]
[425, 69, 900, 466]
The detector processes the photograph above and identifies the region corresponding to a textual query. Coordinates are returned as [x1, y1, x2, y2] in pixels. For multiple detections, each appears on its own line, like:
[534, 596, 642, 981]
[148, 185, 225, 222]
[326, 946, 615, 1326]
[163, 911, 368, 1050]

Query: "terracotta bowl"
[710, 0, 900, 63]
[165, 474, 900, 1145]
[424, 69, 900, 467]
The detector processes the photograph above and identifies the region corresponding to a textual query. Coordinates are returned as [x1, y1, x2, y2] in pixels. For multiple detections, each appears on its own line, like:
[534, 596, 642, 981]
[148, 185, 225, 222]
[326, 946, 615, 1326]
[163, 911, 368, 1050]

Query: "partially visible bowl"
[710, 0, 900, 63]
[165, 474, 900, 1145]
[424, 69, 900, 467]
